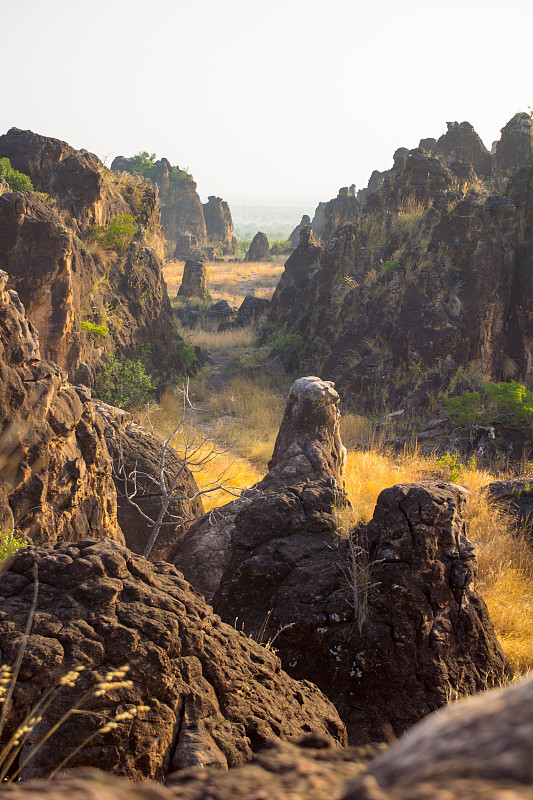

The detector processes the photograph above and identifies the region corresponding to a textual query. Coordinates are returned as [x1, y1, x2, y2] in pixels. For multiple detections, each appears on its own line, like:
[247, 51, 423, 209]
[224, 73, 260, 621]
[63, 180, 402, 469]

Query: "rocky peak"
[203, 195, 237, 254]
[244, 230, 269, 262]
[320, 188, 361, 245]
[264, 376, 346, 489]
[493, 112, 533, 189]
[177, 259, 208, 299]
[289, 213, 312, 248]
[433, 120, 491, 177]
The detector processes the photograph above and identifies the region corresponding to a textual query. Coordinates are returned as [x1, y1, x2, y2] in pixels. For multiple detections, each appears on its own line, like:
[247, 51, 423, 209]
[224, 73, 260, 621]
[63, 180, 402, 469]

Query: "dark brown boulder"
[94, 401, 204, 561]
[320, 188, 361, 245]
[269, 226, 321, 325]
[243, 231, 269, 262]
[0, 270, 123, 546]
[177, 260, 208, 299]
[203, 196, 237, 254]
[0, 128, 76, 191]
[227, 295, 270, 329]
[485, 477, 533, 534]
[0, 539, 346, 781]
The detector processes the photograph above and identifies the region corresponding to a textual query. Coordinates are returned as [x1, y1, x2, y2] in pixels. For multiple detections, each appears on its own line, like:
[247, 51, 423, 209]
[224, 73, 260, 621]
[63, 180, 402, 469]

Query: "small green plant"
[408, 360, 422, 378]
[445, 381, 533, 427]
[95, 349, 155, 410]
[438, 452, 475, 483]
[382, 258, 400, 274]
[178, 342, 197, 371]
[268, 238, 291, 256]
[0, 527, 26, 563]
[81, 320, 109, 339]
[169, 165, 189, 182]
[92, 215, 135, 252]
[271, 332, 303, 353]
[128, 151, 158, 182]
[0, 158, 33, 191]
[445, 390, 482, 425]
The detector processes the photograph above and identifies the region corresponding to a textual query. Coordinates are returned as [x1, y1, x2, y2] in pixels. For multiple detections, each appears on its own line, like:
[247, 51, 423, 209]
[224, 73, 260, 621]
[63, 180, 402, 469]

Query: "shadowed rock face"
[244, 231, 269, 262]
[0, 539, 346, 781]
[5, 675, 533, 799]
[433, 121, 492, 178]
[269, 226, 322, 326]
[320, 188, 361, 245]
[94, 401, 204, 562]
[0, 129, 179, 386]
[203, 196, 237, 255]
[289, 214, 312, 249]
[493, 112, 533, 190]
[177, 260, 208, 299]
[0, 271, 123, 546]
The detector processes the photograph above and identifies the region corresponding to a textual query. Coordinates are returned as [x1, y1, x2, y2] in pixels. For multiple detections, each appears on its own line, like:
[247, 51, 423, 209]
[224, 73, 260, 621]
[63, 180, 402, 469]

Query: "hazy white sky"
[2, 0, 532, 213]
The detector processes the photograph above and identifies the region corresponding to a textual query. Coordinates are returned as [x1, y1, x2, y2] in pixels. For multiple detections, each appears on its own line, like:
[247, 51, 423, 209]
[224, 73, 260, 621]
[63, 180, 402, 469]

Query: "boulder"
[485, 477, 533, 533]
[0, 270, 123, 546]
[228, 295, 270, 329]
[243, 232, 269, 262]
[0, 539, 346, 781]
[177, 260, 208, 299]
[94, 402, 205, 561]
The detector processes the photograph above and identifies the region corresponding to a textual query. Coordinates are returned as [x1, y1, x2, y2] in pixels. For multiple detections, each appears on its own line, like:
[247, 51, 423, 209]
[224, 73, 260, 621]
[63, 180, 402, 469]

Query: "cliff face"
[0, 129, 179, 386]
[0, 269, 123, 546]
[268, 115, 533, 413]
[111, 155, 237, 258]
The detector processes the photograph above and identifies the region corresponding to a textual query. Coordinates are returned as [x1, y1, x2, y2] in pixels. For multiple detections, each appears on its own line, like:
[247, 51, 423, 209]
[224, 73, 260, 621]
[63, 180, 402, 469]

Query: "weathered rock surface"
[269, 226, 322, 326]
[433, 121, 491, 178]
[203, 196, 237, 255]
[485, 476, 533, 533]
[493, 112, 533, 190]
[244, 231, 269, 262]
[0, 539, 346, 781]
[173, 378, 508, 743]
[220, 295, 270, 330]
[320, 187, 361, 245]
[177, 260, 208, 299]
[267, 114, 533, 420]
[0, 270, 122, 546]
[0, 129, 179, 386]
[311, 201, 327, 238]
[94, 402, 204, 561]
[289, 214, 311, 249]
[171, 376, 347, 599]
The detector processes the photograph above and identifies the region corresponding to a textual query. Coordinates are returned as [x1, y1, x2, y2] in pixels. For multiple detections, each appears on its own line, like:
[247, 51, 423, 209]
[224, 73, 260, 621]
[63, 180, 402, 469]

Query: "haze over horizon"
[2, 0, 532, 217]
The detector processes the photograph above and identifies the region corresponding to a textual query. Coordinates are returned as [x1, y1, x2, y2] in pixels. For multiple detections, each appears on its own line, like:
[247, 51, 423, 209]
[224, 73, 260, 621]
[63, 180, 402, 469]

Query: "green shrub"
[95, 349, 155, 410]
[128, 151, 158, 182]
[0, 157, 33, 191]
[93, 215, 135, 252]
[81, 320, 109, 339]
[0, 527, 26, 563]
[268, 238, 291, 256]
[383, 258, 401, 274]
[445, 380, 533, 427]
[438, 452, 476, 483]
[169, 165, 189, 182]
[272, 332, 303, 352]
[178, 342, 197, 371]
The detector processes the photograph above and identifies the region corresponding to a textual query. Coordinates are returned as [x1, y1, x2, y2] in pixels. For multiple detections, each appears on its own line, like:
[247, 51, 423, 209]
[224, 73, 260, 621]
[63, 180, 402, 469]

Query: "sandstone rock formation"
[269, 226, 322, 326]
[267, 114, 533, 419]
[0, 270, 122, 546]
[203, 196, 238, 255]
[289, 214, 311, 249]
[433, 121, 491, 178]
[94, 402, 204, 561]
[0, 539, 346, 781]
[243, 231, 269, 262]
[173, 377, 508, 743]
[311, 201, 327, 238]
[221, 295, 270, 330]
[493, 112, 533, 190]
[177, 260, 208, 299]
[0, 129, 179, 387]
[485, 476, 533, 533]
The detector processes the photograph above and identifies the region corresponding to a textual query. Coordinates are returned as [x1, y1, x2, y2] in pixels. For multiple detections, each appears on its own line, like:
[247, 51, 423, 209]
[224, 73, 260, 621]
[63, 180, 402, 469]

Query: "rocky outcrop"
[269, 226, 322, 326]
[485, 477, 533, 533]
[433, 121, 492, 178]
[493, 112, 533, 190]
[0, 270, 123, 546]
[203, 196, 237, 254]
[94, 402, 204, 561]
[289, 214, 311, 249]
[243, 231, 269, 262]
[177, 260, 208, 299]
[0, 539, 346, 781]
[320, 187, 360, 245]
[220, 295, 270, 330]
[0, 129, 179, 387]
[311, 201, 327, 238]
[173, 378, 508, 743]
[267, 114, 533, 417]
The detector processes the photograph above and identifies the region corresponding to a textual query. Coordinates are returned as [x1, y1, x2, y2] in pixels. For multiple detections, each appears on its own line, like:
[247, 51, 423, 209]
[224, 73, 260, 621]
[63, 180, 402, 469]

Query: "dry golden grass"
[142, 370, 533, 677]
[163, 259, 285, 309]
[184, 325, 256, 352]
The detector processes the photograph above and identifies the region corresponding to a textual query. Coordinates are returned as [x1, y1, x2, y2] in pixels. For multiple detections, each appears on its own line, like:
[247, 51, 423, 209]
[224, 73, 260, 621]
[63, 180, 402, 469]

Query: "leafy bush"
[81, 320, 109, 339]
[93, 215, 135, 252]
[95, 350, 155, 410]
[0, 527, 26, 563]
[445, 380, 533, 427]
[178, 343, 197, 371]
[272, 332, 303, 352]
[128, 151, 157, 182]
[169, 165, 189, 182]
[438, 452, 475, 483]
[0, 157, 33, 191]
[268, 238, 291, 255]
[382, 258, 400, 274]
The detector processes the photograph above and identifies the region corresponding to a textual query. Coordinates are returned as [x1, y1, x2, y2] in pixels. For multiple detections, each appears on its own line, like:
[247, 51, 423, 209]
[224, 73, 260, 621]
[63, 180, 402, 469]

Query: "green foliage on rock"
[81, 320, 109, 339]
[0, 157, 33, 191]
[268, 238, 291, 256]
[445, 380, 533, 427]
[272, 332, 303, 353]
[95, 348, 155, 410]
[128, 151, 158, 182]
[178, 343, 197, 371]
[169, 165, 189, 183]
[0, 527, 26, 563]
[93, 215, 135, 252]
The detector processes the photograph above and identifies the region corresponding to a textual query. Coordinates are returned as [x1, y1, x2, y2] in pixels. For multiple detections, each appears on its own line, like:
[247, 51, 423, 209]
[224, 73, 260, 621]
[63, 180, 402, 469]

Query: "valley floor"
[148, 258, 533, 677]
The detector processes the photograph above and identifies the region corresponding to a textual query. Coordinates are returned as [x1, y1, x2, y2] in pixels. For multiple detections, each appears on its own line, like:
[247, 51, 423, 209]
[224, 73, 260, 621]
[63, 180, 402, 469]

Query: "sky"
[2, 0, 532, 217]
